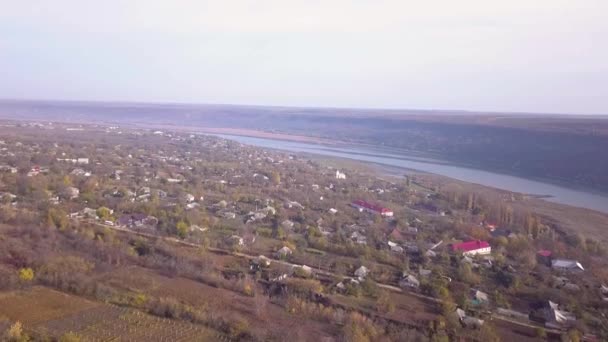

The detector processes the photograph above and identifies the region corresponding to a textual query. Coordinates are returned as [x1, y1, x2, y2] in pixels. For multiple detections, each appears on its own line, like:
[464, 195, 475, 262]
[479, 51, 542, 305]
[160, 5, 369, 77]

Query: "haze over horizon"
[1, 1, 607, 115]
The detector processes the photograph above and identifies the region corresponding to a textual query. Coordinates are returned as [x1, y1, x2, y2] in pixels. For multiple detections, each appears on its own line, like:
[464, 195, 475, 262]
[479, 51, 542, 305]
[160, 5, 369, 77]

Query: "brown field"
[100, 266, 339, 340]
[0, 287, 218, 341]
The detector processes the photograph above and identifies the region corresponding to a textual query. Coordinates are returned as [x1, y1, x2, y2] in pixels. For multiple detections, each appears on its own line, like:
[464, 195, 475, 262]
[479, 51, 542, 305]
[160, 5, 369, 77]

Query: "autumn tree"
[271, 171, 281, 185]
[18, 268, 34, 282]
[176, 220, 189, 239]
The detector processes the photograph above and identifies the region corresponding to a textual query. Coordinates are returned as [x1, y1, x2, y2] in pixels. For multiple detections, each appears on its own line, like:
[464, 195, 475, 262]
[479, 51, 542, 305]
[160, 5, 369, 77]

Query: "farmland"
[0, 287, 218, 341]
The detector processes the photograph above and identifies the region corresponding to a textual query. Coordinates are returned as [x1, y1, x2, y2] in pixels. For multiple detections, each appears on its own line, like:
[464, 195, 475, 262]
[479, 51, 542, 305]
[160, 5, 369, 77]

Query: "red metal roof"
[537, 250, 552, 257]
[352, 200, 392, 213]
[451, 240, 490, 253]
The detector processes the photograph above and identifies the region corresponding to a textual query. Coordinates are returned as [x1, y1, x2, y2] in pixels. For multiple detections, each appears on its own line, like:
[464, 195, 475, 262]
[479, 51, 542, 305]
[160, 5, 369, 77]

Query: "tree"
[96, 207, 113, 221]
[535, 327, 547, 339]
[18, 268, 34, 282]
[6, 321, 28, 341]
[375, 290, 395, 313]
[47, 207, 69, 230]
[271, 171, 281, 185]
[59, 332, 82, 342]
[176, 220, 189, 239]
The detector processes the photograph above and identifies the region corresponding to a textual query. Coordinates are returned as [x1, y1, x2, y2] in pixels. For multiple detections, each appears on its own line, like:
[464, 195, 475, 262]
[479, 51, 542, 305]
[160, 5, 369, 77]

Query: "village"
[0, 121, 606, 341]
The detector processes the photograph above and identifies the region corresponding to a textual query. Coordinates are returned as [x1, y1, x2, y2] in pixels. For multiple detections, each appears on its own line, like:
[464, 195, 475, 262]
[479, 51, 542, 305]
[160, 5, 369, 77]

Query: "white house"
[354, 266, 369, 279]
[551, 259, 584, 272]
[335, 170, 346, 179]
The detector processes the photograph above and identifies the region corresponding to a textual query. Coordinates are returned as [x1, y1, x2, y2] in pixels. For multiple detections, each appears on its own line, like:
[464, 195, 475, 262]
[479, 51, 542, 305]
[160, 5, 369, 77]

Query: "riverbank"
[207, 132, 608, 214]
[310, 153, 608, 243]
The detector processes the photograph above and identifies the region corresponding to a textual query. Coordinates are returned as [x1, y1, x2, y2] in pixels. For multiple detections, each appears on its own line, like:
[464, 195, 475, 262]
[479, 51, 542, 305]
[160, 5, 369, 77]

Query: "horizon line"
[0, 97, 607, 118]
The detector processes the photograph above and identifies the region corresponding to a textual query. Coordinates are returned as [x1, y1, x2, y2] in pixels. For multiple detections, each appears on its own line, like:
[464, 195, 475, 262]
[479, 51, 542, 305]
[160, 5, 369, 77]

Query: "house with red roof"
[537, 249, 552, 266]
[451, 240, 491, 256]
[351, 200, 393, 217]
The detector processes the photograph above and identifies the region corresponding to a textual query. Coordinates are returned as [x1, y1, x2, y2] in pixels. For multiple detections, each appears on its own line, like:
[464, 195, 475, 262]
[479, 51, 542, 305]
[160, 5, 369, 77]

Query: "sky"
[1, 1, 607, 114]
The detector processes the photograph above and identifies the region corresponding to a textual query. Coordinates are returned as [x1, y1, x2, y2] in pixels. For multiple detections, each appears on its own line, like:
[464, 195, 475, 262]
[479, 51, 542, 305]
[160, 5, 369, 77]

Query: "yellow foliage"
[59, 331, 81, 342]
[7, 321, 23, 341]
[18, 268, 34, 282]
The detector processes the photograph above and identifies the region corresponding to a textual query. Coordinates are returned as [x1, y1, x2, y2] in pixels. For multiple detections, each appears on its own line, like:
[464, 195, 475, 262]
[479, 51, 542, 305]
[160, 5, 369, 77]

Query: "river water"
[211, 134, 608, 214]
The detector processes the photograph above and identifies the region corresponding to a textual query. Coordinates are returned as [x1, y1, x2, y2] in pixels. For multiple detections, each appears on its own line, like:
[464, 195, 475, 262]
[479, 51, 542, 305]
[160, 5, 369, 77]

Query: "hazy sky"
[1, 1, 607, 114]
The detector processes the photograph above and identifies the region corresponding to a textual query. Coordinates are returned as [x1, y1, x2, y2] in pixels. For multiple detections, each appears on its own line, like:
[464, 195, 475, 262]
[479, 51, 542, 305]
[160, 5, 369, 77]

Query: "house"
[335, 170, 346, 179]
[157, 190, 168, 198]
[336, 282, 346, 291]
[138, 187, 151, 195]
[185, 194, 195, 203]
[354, 266, 369, 279]
[425, 249, 437, 258]
[214, 200, 228, 208]
[462, 316, 485, 329]
[544, 301, 576, 329]
[189, 225, 207, 233]
[450, 240, 491, 256]
[471, 290, 489, 305]
[0, 165, 17, 173]
[270, 273, 289, 282]
[281, 219, 294, 229]
[186, 202, 200, 210]
[77, 158, 89, 164]
[284, 201, 305, 209]
[454, 308, 484, 328]
[65, 187, 80, 199]
[600, 284, 608, 302]
[117, 214, 158, 228]
[419, 269, 432, 278]
[27, 166, 41, 177]
[328, 208, 338, 215]
[222, 212, 236, 219]
[537, 250, 552, 266]
[81, 207, 99, 219]
[399, 273, 420, 289]
[70, 168, 91, 177]
[275, 246, 293, 258]
[110, 170, 122, 180]
[0, 192, 17, 202]
[551, 259, 584, 272]
[261, 206, 276, 215]
[389, 228, 406, 242]
[292, 265, 313, 277]
[246, 211, 266, 223]
[255, 255, 271, 267]
[351, 200, 393, 217]
[388, 241, 404, 253]
[350, 231, 367, 245]
[227, 235, 244, 246]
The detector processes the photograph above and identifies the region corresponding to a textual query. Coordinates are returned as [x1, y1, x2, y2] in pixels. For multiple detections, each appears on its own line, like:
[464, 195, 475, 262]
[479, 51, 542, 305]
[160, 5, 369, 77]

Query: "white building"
[551, 259, 584, 272]
[335, 170, 346, 179]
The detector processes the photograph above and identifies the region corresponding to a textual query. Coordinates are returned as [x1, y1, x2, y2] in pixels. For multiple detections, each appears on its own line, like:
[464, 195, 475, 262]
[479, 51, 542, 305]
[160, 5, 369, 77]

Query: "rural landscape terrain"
[0, 108, 606, 341]
[2, 100, 608, 194]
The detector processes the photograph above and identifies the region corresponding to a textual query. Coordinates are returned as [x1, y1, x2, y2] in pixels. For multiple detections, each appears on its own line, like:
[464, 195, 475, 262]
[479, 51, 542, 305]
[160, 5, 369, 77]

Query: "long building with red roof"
[351, 200, 394, 217]
[451, 240, 491, 256]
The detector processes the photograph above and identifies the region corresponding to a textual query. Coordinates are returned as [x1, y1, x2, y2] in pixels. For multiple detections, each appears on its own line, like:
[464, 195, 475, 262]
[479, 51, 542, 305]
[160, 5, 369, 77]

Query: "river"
[210, 133, 608, 214]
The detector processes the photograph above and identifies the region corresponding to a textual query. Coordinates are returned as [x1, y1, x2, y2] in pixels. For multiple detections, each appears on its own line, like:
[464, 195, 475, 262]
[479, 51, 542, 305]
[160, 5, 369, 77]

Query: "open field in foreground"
[0, 287, 218, 341]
